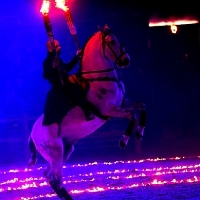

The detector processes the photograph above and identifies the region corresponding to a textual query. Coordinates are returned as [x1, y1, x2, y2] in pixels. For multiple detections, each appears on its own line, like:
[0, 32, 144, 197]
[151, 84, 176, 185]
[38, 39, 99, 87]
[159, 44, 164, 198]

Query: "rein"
[83, 76, 118, 82]
[80, 67, 114, 74]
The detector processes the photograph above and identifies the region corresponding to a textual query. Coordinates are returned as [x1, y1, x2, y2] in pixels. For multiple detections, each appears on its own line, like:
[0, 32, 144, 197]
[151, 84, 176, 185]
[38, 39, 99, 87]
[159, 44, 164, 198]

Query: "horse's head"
[98, 24, 130, 68]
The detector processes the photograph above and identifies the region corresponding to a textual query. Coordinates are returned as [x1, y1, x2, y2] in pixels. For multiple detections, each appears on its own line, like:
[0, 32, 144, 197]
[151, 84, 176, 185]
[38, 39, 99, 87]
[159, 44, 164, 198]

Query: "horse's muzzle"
[117, 57, 130, 68]
[123, 57, 130, 67]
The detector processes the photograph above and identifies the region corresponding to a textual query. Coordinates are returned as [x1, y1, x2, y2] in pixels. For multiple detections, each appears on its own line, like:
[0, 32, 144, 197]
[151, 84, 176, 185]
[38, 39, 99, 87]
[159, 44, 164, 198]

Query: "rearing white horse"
[30, 24, 146, 198]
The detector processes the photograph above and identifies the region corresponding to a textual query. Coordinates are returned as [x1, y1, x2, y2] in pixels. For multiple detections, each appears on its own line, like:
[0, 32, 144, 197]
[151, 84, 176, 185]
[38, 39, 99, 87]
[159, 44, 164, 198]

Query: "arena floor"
[1, 156, 200, 200]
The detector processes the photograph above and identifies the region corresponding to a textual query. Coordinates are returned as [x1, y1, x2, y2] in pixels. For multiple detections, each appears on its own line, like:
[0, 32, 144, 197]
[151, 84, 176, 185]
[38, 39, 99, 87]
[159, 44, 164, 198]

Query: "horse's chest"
[88, 83, 123, 105]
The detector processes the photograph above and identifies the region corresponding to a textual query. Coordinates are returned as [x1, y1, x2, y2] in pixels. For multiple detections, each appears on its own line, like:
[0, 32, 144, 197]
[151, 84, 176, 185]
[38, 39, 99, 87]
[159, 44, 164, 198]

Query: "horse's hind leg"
[41, 139, 74, 199]
[36, 136, 64, 188]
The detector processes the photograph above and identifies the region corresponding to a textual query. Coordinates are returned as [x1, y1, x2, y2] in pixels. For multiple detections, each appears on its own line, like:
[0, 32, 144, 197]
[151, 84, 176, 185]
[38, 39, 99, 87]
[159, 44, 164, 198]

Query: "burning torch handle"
[65, 9, 81, 50]
[42, 13, 65, 85]
[72, 34, 81, 50]
[43, 13, 57, 55]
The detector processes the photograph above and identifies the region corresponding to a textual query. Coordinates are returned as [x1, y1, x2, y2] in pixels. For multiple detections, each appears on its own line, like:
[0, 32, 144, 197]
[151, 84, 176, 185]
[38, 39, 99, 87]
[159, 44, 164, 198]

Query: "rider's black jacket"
[42, 51, 80, 125]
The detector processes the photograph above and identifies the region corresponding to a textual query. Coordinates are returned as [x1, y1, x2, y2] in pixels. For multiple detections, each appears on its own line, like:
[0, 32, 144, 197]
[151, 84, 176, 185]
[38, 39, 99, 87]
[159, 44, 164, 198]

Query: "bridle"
[102, 31, 127, 67]
[78, 30, 127, 83]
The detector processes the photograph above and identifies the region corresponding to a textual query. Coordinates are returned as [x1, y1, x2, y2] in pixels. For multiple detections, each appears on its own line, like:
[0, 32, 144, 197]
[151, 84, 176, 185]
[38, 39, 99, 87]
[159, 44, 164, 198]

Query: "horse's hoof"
[119, 139, 126, 149]
[50, 181, 73, 200]
[49, 180, 61, 198]
[135, 130, 143, 140]
[28, 157, 37, 166]
[60, 187, 73, 200]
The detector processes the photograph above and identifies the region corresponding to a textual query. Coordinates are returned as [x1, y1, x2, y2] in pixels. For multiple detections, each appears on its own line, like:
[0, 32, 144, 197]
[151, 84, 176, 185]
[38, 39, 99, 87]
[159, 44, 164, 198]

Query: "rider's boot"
[79, 100, 95, 121]
[69, 83, 95, 121]
[84, 110, 95, 121]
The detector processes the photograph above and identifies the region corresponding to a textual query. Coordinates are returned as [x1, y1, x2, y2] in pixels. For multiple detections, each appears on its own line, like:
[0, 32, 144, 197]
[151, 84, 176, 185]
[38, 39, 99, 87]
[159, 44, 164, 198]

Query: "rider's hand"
[52, 56, 60, 68]
[76, 49, 82, 58]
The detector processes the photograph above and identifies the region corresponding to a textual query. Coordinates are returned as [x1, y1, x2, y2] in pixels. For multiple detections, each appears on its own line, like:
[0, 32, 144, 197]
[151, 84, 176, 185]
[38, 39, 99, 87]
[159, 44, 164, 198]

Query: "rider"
[42, 39, 95, 125]
[28, 39, 95, 166]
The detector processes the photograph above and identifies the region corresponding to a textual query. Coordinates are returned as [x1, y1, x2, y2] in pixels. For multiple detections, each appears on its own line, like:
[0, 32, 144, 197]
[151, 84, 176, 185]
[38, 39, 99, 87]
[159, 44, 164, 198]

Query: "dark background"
[0, 0, 200, 166]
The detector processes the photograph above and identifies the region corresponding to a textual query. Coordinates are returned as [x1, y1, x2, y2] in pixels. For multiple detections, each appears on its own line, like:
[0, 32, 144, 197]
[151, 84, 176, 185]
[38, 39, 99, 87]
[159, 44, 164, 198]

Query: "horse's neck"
[81, 32, 117, 78]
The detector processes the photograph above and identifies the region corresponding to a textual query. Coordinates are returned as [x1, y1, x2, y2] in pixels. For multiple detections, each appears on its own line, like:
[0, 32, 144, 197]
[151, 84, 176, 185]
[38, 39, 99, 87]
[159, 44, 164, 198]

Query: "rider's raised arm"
[63, 49, 82, 73]
[42, 53, 61, 85]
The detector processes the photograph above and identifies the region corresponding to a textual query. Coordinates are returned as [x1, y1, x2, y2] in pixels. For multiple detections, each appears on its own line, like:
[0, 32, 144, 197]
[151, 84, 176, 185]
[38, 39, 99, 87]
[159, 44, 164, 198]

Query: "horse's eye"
[110, 40, 116, 45]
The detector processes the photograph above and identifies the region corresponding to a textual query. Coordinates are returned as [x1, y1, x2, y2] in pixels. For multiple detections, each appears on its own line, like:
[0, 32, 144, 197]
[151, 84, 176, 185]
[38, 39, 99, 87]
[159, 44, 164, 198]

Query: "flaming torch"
[40, 0, 57, 53]
[55, 0, 81, 50]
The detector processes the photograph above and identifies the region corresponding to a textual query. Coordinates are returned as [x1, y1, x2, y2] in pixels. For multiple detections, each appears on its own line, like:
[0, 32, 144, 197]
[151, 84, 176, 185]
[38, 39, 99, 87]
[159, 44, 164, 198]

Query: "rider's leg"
[69, 83, 95, 121]
[77, 99, 95, 121]
[28, 135, 37, 166]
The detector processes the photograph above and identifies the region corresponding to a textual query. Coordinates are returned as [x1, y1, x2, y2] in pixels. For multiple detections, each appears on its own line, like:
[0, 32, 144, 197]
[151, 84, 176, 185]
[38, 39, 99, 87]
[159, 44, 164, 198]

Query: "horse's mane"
[77, 26, 116, 73]
[78, 33, 96, 73]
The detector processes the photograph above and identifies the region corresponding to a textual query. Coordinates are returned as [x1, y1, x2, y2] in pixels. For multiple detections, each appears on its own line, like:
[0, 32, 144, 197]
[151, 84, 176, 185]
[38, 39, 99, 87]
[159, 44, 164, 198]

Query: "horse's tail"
[28, 136, 37, 166]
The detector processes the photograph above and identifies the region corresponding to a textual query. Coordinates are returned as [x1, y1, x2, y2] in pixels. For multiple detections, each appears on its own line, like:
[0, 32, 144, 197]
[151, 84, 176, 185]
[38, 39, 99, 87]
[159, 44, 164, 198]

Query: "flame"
[55, 0, 69, 12]
[40, 0, 50, 14]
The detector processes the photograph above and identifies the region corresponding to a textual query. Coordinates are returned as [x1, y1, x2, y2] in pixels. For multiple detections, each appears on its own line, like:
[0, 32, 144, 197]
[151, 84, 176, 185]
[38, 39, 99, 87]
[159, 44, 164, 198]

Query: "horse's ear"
[98, 25, 104, 33]
[104, 24, 110, 31]
[98, 24, 111, 35]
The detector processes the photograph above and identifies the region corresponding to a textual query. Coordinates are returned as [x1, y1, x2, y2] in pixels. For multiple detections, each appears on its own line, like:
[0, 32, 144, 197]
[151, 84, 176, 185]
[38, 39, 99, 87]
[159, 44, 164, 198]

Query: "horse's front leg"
[122, 98, 146, 140]
[119, 114, 136, 149]
[105, 103, 136, 149]
[122, 98, 146, 111]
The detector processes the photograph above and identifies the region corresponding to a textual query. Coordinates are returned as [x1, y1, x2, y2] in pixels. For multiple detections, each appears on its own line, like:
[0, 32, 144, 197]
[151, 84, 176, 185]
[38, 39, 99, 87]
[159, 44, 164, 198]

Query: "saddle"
[68, 74, 110, 121]
[68, 74, 89, 92]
